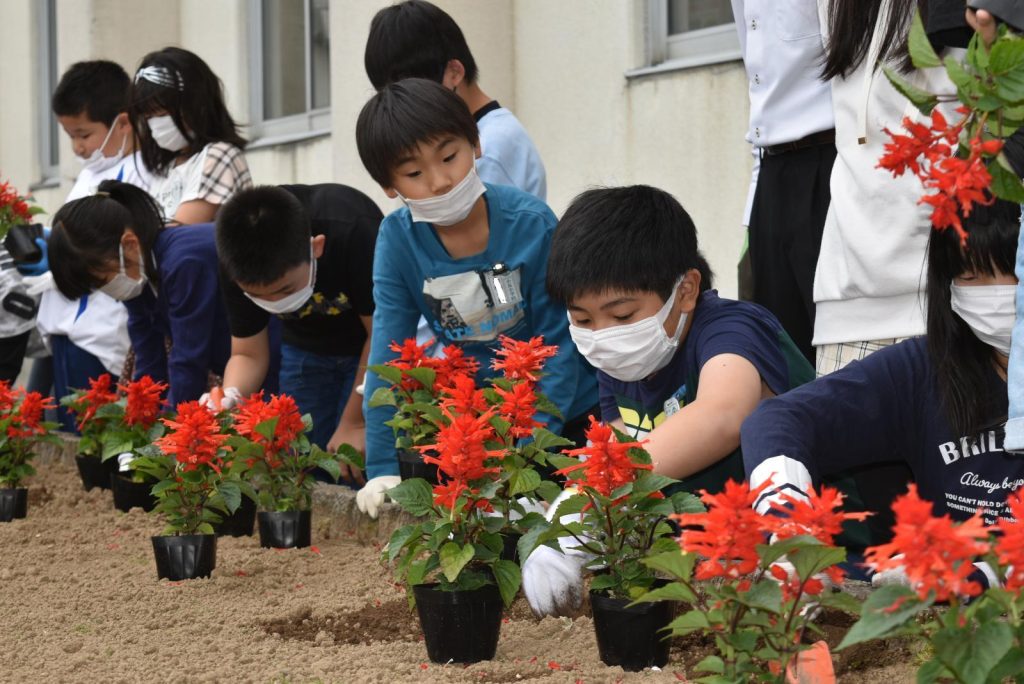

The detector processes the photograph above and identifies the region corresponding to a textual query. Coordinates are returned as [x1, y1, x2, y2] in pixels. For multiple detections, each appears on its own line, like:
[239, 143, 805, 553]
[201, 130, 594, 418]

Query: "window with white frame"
[248, 0, 331, 145]
[646, 0, 740, 71]
[33, 0, 59, 187]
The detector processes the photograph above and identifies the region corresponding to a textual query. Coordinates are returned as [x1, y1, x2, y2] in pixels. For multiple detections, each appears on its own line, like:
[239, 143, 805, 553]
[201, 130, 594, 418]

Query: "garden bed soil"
[1, 462, 920, 683]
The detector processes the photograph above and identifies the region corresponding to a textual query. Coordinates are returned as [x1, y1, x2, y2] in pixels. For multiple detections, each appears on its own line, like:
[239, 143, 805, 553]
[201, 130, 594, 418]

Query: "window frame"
[32, 0, 59, 189]
[630, 0, 741, 78]
[247, 0, 331, 147]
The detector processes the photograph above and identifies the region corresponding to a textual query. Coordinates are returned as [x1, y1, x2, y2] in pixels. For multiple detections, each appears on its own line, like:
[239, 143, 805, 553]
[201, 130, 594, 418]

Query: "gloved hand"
[356, 475, 402, 519]
[199, 386, 241, 411]
[871, 554, 999, 593]
[522, 488, 591, 618]
[16, 238, 49, 276]
[117, 452, 136, 473]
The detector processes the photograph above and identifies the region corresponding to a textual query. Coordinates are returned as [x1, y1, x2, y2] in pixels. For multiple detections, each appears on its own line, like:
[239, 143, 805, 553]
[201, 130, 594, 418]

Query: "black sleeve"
[927, 0, 972, 49]
[343, 213, 380, 318]
[218, 263, 271, 338]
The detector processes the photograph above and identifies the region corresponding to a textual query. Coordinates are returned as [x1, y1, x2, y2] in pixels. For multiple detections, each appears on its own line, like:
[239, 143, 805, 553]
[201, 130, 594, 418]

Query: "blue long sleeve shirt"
[363, 183, 597, 479]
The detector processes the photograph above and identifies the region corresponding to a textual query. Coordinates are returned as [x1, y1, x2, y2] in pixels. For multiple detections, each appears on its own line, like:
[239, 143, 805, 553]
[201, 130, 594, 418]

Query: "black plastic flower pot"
[412, 583, 503, 664]
[110, 474, 158, 513]
[75, 454, 116, 491]
[500, 532, 522, 563]
[3, 223, 43, 264]
[214, 495, 257, 537]
[398, 448, 440, 484]
[151, 534, 217, 581]
[257, 510, 311, 549]
[0, 488, 28, 522]
[590, 590, 674, 671]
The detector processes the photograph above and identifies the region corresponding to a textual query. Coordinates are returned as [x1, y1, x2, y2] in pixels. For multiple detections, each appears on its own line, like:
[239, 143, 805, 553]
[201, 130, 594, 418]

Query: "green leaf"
[492, 559, 521, 607]
[665, 610, 710, 636]
[335, 443, 365, 470]
[740, 580, 782, 614]
[404, 366, 436, 390]
[368, 364, 403, 386]
[908, 9, 942, 68]
[516, 521, 551, 561]
[883, 65, 939, 115]
[551, 492, 587, 519]
[439, 542, 475, 583]
[367, 386, 398, 409]
[632, 472, 676, 496]
[669, 490, 705, 514]
[990, 154, 1024, 203]
[387, 524, 423, 564]
[531, 428, 573, 452]
[254, 416, 279, 442]
[933, 621, 1013, 684]
[789, 545, 846, 580]
[589, 574, 620, 592]
[990, 35, 1024, 73]
[915, 658, 947, 684]
[532, 393, 563, 421]
[987, 646, 1024, 682]
[218, 481, 241, 514]
[837, 585, 928, 650]
[694, 655, 725, 675]
[507, 468, 541, 496]
[315, 458, 341, 482]
[535, 479, 561, 503]
[385, 477, 434, 516]
[628, 581, 695, 605]
[641, 550, 696, 581]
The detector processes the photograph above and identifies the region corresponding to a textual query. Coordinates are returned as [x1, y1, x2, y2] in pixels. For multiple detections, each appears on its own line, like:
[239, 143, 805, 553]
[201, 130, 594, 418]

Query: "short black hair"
[129, 47, 246, 175]
[546, 185, 714, 305]
[356, 78, 479, 187]
[52, 60, 130, 124]
[216, 186, 311, 286]
[365, 0, 479, 90]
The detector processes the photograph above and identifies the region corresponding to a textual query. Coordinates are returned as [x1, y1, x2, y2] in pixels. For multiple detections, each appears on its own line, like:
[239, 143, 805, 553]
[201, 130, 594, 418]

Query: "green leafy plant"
[0, 383, 59, 488]
[60, 373, 118, 458]
[95, 376, 167, 482]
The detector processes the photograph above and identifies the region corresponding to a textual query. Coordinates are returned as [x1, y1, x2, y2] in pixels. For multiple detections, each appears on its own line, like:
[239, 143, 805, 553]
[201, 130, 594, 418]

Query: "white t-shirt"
[476, 106, 547, 202]
[146, 142, 252, 222]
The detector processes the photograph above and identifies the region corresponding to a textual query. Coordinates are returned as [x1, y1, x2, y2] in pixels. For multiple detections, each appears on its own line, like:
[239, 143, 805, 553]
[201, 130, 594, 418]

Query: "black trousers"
[0, 331, 29, 384]
[748, 143, 836, 363]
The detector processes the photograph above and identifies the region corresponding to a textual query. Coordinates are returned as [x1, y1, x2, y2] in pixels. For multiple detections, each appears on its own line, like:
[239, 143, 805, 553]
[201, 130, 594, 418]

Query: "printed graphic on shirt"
[615, 384, 687, 439]
[937, 426, 1019, 524]
[422, 266, 525, 344]
[285, 291, 353, 320]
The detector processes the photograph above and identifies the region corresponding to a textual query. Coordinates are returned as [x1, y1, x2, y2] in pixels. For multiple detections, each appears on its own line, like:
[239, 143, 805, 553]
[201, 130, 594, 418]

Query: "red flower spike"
[74, 373, 118, 427]
[432, 345, 480, 389]
[493, 382, 543, 438]
[766, 485, 870, 546]
[156, 401, 229, 473]
[439, 374, 488, 416]
[491, 335, 557, 383]
[556, 417, 650, 498]
[120, 376, 167, 428]
[995, 489, 1024, 593]
[865, 484, 989, 602]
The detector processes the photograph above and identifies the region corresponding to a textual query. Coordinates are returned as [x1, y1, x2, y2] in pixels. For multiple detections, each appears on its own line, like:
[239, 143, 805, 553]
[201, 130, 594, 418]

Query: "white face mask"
[398, 165, 486, 227]
[243, 243, 317, 315]
[950, 283, 1016, 356]
[78, 123, 126, 174]
[569, 279, 688, 382]
[147, 114, 189, 152]
[100, 242, 147, 301]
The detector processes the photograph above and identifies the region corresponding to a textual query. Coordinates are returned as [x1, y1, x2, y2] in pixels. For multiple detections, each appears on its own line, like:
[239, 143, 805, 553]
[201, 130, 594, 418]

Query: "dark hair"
[356, 78, 479, 187]
[49, 180, 164, 300]
[52, 60, 131, 124]
[926, 199, 1019, 438]
[216, 186, 311, 286]
[821, 0, 919, 79]
[128, 47, 246, 175]
[364, 0, 479, 90]
[546, 185, 714, 305]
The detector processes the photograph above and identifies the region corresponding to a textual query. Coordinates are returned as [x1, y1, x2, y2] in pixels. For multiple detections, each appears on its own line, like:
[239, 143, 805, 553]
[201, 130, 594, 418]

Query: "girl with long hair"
[129, 47, 251, 225]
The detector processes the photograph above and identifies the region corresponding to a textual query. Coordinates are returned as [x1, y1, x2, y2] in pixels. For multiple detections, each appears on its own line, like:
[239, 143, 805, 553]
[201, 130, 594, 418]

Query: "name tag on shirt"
[663, 385, 687, 418]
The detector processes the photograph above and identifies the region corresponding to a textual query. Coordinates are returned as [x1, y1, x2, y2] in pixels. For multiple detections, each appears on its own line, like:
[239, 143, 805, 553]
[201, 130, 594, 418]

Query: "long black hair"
[128, 47, 246, 175]
[926, 199, 1019, 438]
[49, 180, 164, 300]
[821, 0, 920, 79]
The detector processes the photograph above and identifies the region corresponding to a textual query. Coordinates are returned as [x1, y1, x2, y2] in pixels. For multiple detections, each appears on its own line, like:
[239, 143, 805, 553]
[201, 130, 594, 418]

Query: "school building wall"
[0, 0, 751, 297]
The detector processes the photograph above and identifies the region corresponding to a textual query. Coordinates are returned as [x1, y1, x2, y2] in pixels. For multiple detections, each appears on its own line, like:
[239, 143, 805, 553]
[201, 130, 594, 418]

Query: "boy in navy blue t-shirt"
[353, 78, 597, 517]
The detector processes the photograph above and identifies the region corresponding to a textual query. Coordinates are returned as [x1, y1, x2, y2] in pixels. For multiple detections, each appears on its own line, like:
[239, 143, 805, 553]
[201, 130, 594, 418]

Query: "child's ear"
[382, 186, 398, 199]
[678, 269, 702, 313]
[474, 142, 482, 159]
[114, 112, 131, 130]
[311, 234, 326, 259]
[443, 59, 466, 91]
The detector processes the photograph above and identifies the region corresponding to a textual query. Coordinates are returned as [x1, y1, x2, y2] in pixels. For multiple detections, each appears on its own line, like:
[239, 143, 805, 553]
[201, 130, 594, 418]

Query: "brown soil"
[2, 463, 918, 683]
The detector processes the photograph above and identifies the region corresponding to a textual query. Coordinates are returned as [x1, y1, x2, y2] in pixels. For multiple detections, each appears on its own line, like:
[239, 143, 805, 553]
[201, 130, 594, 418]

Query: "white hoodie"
[812, 0, 963, 345]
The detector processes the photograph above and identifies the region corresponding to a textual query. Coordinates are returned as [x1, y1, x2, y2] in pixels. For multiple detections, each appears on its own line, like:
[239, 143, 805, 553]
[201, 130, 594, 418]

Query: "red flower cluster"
[491, 335, 557, 383]
[767, 486, 870, 546]
[556, 417, 650, 498]
[493, 382, 542, 439]
[421, 408, 499, 511]
[878, 109, 1001, 244]
[440, 374, 488, 415]
[120, 376, 167, 428]
[994, 490, 1024, 593]
[233, 392, 306, 467]
[72, 374, 119, 428]
[7, 390, 55, 439]
[865, 484, 989, 602]
[674, 479, 773, 580]
[0, 180, 34, 227]
[0, 380, 17, 414]
[156, 401, 229, 473]
[386, 340, 480, 393]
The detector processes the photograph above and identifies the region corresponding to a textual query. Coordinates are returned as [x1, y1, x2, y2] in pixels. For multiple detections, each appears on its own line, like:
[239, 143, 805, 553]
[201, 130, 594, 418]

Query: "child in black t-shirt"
[214, 184, 381, 484]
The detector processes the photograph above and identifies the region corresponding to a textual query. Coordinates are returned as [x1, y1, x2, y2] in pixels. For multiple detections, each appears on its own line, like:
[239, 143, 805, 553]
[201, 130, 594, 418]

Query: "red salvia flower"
[556, 416, 650, 498]
[439, 374, 488, 416]
[766, 485, 871, 546]
[432, 345, 480, 389]
[493, 381, 542, 439]
[156, 401, 228, 473]
[387, 339, 435, 392]
[0, 380, 17, 414]
[491, 335, 558, 384]
[674, 479, 773, 580]
[865, 484, 990, 602]
[7, 391, 54, 439]
[234, 392, 306, 467]
[421, 407, 498, 483]
[120, 376, 167, 428]
[995, 489, 1024, 593]
[73, 373, 118, 427]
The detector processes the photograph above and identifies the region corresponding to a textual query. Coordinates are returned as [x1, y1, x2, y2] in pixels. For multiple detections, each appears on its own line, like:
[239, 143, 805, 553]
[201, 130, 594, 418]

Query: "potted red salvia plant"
[0, 383, 58, 521]
[99, 376, 167, 512]
[61, 373, 120, 491]
[0, 178, 45, 263]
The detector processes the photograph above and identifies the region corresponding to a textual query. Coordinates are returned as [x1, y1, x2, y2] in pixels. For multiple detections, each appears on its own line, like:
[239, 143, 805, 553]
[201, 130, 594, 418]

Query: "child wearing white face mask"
[742, 199, 1021, 568]
[129, 47, 251, 226]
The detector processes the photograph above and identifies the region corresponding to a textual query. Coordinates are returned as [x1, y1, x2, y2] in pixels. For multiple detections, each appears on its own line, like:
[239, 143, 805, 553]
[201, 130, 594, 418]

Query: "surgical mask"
[398, 165, 486, 226]
[569, 279, 687, 382]
[950, 283, 1016, 356]
[147, 114, 189, 152]
[244, 243, 317, 315]
[78, 123, 126, 174]
[100, 243, 147, 301]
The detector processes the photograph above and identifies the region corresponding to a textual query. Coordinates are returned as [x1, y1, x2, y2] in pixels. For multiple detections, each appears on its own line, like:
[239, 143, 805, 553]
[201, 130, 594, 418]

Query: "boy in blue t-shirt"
[353, 78, 597, 517]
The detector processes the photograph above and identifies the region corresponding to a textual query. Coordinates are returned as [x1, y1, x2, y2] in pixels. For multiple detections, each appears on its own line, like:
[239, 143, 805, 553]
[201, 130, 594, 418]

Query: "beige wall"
[0, 0, 751, 297]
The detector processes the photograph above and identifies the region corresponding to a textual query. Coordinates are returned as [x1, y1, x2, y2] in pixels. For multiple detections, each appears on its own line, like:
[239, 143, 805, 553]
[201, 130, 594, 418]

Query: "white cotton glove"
[117, 452, 136, 473]
[871, 554, 1000, 592]
[198, 386, 241, 411]
[356, 475, 402, 519]
[522, 489, 591, 618]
